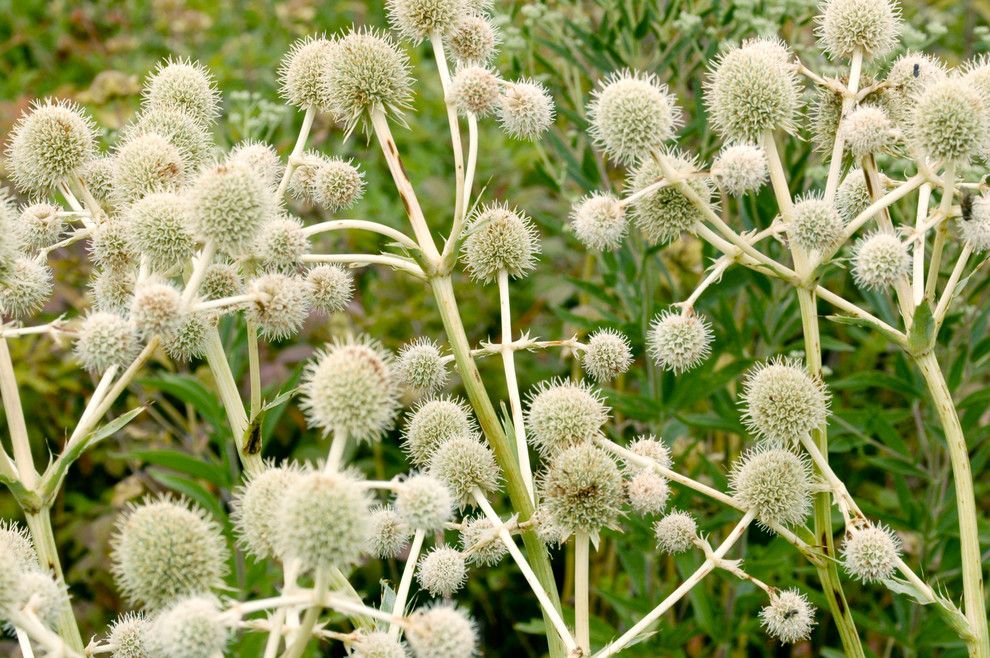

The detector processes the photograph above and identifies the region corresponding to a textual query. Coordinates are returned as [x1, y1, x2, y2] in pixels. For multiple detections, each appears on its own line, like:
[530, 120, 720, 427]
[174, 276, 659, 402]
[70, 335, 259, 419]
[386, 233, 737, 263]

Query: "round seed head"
[587, 70, 681, 165]
[321, 28, 414, 132]
[130, 279, 182, 339]
[388, 0, 465, 42]
[367, 506, 411, 559]
[704, 38, 801, 141]
[582, 328, 633, 382]
[112, 133, 186, 206]
[0, 258, 54, 319]
[836, 168, 872, 222]
[627, 152, 711, 245]
[231, 463, 302, 560]
[80, 155, 116, 206]
[91, 219, 138, 270]
[450, 65, 501, 117]
[306, 264, 353, 314]
[496, 79, 554, 140]
[275, 470, 371, 572]
[760, 589, 816, 644]
[403, 396, 477, 466]
[228, 141, 284, 190]
[0, 520, 38, 572]
[406, 605, 478, 658]
[647, 309, 713, 373]
[445, 14, 498, 64]
[278, 36, 337, 110]
[200, 261, 243, 301]
[459, 516, 506, 566]
[162, 312, 210, 362]
[461, 202, 540, 282]
[816, 0, 901, 60]
[841, 105, 895, 158]
[525, 378, 609, 457]
[91, 267, 135, 315]
[912, 77, 989, 163]
[5, 99, 97, 193]
[144, 595, 229, 658]
[7, 571, 70, 631]
[653, 510, 698, 554]
[0, 196, 21, 278]
[540, 443, 623, 536]
[18, 202, 63, 249]
[741, 357, 830, 445]
[532, 505, 570, 547]
[629, 434, 672, 470]
[627, 470, 669, 515]
[142, 59, 221, 126]
[300, 336, 399, 441]
[126, 191, 196, 272]
[0, 552, 22, 610]
[352, 630, 407, 658]
[852, 231, 910, 290]
[397, 338, 449, 394]
[395, 474, 455, 531]
[417, 545, 467, 597]
[569, 192, 627, 252]
[730, 447, 813, 528]
[189, 161, 275, 254]
[110, 496, 228, 610]
[106, 612, 150, 658]
[790, 194, 844, 253]
[711, 143, 768, 196]
[75, 312, 140, 373]
[313, 158, 365, 212]
[961, 195, 990, 252]
[246, 272, 311, 341]
[842, 524, 901, 583]
[124, 108, 215, 169]
[884, 53, 946, 127]
[427, 433, 500, 506]
[256, 215, 309, 273]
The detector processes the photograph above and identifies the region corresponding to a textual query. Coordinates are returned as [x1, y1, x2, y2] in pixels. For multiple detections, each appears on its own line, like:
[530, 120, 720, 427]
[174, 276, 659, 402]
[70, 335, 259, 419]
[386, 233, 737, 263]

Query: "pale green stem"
[389, 528, 425, 640]
[431, 32, 465, 257]
[302, 219, 418, 251]
[926, 162, 957, 303]
[498, 269, 535, 503]
[575, 531, 590, 656]
[300, 253, 426, 280]
[204, 328, 264, 476]
[276, 105, 316, 200]
[824, 49, 863, 202]
[279, 568, 329, 658]
[246, 318, 262, 420]
[914, 184, 933, 305]
[934, 243, 973, 325]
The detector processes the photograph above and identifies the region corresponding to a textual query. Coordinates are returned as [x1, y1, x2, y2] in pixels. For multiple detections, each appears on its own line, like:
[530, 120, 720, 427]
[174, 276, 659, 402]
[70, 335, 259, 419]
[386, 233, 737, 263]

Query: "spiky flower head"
[130, 278, 182, 339]
[704, 38, 801, 141]
[91, 219, 137, 270]
[144, 595, 229, 658]
[790, 194, 844, 253]
[367, 506, 411, 559]
[816, 0, 901, 60]
[459, 516, 507, 566]
[630, 434, 672, 470]
[316, 159, 366, 212]
[395, 474, 455, 531]
[711, 143, 768, 196]
[5, 99, 96, 193]
[851, 231, 910, 291]
[388, 0, 465, 42]
[321, 28, 413, 132]
[841, 105, 895, 158]
[126, 192, 196, 272]
[884, 53, 946, 127]
[627, 151, 711, 245]
[540, 443, 623, 536]
[275, 470, 371, 572]
[228, 141, 284, 190]
[569, 193, 627, 252]
[352, 630, 408, 658]
[461, 202, 540, 282]
[75, 312, 140, 373]
[167, 313, 208, 363]
[18, 202, 63, 249]
[278, 36, 337, 110]
[417, 545, 467, 597]
[653, 510, 698, 554]
[0, 520, 38, 572]
[0, 258, 54, 319]
[300, 336, 399, 441]
[741, 357, 829, 445]
[189, 161, 275, 254]
[6, 570, 70, 630]
[842, 523, 901, 583]
[256, 215, 309, 273]
[912, 77, 989, 163]
[80, 155, 117, 209]
[200, 262, 243, 301]
[450, 65, 501, 117]
[582, 328, 633, 383]
[142, 59, 220, 126]
[760, 589, 816, 644]
[306, 264, 354, 314]
[406, 605, 478, 658]
[836, 168, 872, 222]
[231, 463, 302, 560]
[647, 309, 713, 374]
[961, 195, 990, 252]
[246, 272, 311, 341]
[124, 108, 215, 169]
[446, 14, 498, 64]
[496, 80, 554, 140]
[106, 612, 150, 658]
[91, 267, 135, 315]
[525, 378, 609, 456]
[396, 338, 448, 395]
[587, 70, 680, 165]
[627, 470, 669, 515]
[428, 433, 500, 506]
[730, 447, 813, 528]
[111, 133, 186, 205]
[110, 495, 228, 610]
[403, 396, 476, 466]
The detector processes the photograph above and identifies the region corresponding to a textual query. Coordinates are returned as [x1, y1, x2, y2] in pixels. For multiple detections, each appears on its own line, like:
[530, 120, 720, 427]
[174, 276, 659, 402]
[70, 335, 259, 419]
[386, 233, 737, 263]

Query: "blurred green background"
[1, 0, 989, 656]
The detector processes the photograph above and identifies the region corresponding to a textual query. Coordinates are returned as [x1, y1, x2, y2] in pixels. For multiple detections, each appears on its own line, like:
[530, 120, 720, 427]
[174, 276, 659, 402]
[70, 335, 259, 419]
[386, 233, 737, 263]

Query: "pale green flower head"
[760, 589, 816, 644]
[587, 70, 681, 165]
[5, 99, 97, 193]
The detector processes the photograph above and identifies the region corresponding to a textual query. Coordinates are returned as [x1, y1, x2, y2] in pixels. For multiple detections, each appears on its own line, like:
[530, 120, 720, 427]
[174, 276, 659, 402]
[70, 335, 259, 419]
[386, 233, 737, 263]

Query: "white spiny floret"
[396, 338, 449, 394]
[627, 469, 670, 515]
[840, 105, 895, 158]
[961, 195, 990, 252]
[189, 161, 275, 254]
[417, 544, 468, 597]
[446, 14, 499, 64]
[816, 0, 901, 60]
[582, 328, 633, 382]
[314, 159, 366, 212]
[142, 58, 220, 126]
[91, 268, 135, 315]
[200, 262, 243, 301]
[5, 99, 97, 193]
[569, 192, 627, 252]
[124, 108, 215, 169]
[164, 312, 210, 362]
[842, 523, 901, 583]
[630, 434, 672, 470]
[461, 202, 540, 282]
[653, 510, 698, 554]
[450, 65, 501, 117]
[246, 272, 312, 341]
[306, 264, 354, 314]
[18, 202, 63, 249]
[74, 312, 140, 373]
[144, 595, 229, 658]
[387, 0, 465, 42]
[852, 231, 911, 291]
[126, 191, 196, 272]
[540, 443, 623, 536]
[90, 219, 137, 270]
[525, 378, 609, 456]
[647, 309, 713, 374]
[352, 630, 408, 658]
[111, 133, 186, 205]
[106, 612, 150, 658]
[405, 605, 478, 658]
[587, 70, 681, 165]
[403, 396, 477, 466]
[279, 36, 337, 110]
[711, 143, 768, 196]
[496, 79, 555, 140]
[0, 258, 54, 319]
[790, 194, 844, 252]
[760, 589, 816, 644]
[130, 278, 182, 339]
[232, 463, 303, 560]
[395, 474, 455, 531]
[741, 357, 830, 444]
[836, 168, 872, 223]
[459, 516, 507, 566]
[80, 155, 116, 208]
[627, 150, 712, 245]
[228, 140, 284, 190]
[428, 433, 500, 506]
[912, 77, 989, 163]
[730, 447, 813, 528]
[368, 506, 411, 559]
[7, 570, 70, 630]
[301, 336, 399, 441]
[256, 215, 309, 273]
[0, 520, 38, 572]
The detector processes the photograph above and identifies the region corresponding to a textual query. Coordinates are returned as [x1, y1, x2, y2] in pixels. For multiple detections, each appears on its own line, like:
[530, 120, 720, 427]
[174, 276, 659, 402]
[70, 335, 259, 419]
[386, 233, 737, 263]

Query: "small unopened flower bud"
[851, 231, 910, 291]
[106, 613, 149, 658]
[569, 193, 627, 252]
[628, 152, 711, 245]
[742, 357, 830, 444]
[428, 433, 500, 506]
[112, 133, 186, 205]
[403, 396, 476, 466]
[405, 605, 478, 658]
[417, 545, 467, 597]
[627, 470, 670, 515]
[461, 203, 540, 282]
[231, 463, 302, 560]
[760, 589, 816, 644]
[126, 192, 196, 272]
[142, 59, 221, 127]
[130, 279, 182, 339]
[630, 434, 672, 470]
[395, 474, 455, 531]
[75, 312, 140, 373]
[730, 447, 813, 528]
[525, 378, 609, 456]
[228, 140, 284, 190]
[841, 105, 895, 158]
[144, 595, 229, 658]
[246, 272, 311, 341]
[582, 328, 633, 382]
[459, 516, 507, 566]
[279, 36, 337, 110]
[711, 144, 768, 196]
[835, 168, 872, 222]
[653, 510, 697, 554]
[352, 630, 407, 658]
[450, 65, 501, 117]
[446, 14, 498, 64]
[817, 0, 901, 60]
[256, 215, 309, 273]
[368, 506, 411, 559]
[397, 338, 449, 394]
[588, 70, 681, 165]
[0, 258, 54, 319]
[18, 202, 63, 249]
[189, 161, 275, 254]
[647, 309, 713, 373]
[496, 80, 554, 140]
[912, 77, 988, 163]
[842, 524, 901, 583]
[540, 443, 623, 536]
[306, 264, 354, 314]
[5, 99, 97, 193]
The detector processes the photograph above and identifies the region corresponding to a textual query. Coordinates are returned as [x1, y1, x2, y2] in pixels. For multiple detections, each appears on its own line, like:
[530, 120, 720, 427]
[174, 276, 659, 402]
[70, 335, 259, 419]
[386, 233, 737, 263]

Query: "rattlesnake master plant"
[0, 0, 986, 657]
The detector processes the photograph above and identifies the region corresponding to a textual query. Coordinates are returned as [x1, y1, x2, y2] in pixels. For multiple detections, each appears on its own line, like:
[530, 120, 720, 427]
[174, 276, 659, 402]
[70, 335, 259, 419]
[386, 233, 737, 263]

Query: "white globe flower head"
[416, 544, 468, 597]
[446, 14, 499, 64]
[851, 231, 910, 291]
[306, 264, 354, 314]
[0, 257, 54, 320]
[842, 523, 901, 583]
[278, 36, 337, 110]
[18, 202, 64, 250]
[841, 105, 895, 159]
[496, 79, 555, 140]
[627, 150, 712, 245]
[629, 434, 672, 470]
[582, 328, 633, 383]
[352, 630, 408, 658]
[396, 338, 449, 395]
[627, 469, 670, 516]
[647, 309, 713, 374]
[144, 595, 230, 658]
[525, 378, 609, 457]
[587, 70, 682, 165]
[312, 158, 366, 212]
[540, 443, 624, 536]
[569, 193, 627, 252]
[461, 202, 540, 282]
[394, 474, 455, 531]
[189, 160, 275, 255]
[142, 58, 221, 126]
[90, 219, 137, 271]
[124, 107, 215, 169]
[106, 612, 150, 658]
[884, 52, 947, 127]
[730, 447, 813, 528]
[231, 462, 302, 560]
[711, 143, 768, 196]
[74, 312, 140, 374]
[405, 605, 478, 658]
[200, 262, 243, 302]
[5, 570, 70, 631]
[403, 396, 477, 466]
[4, 99, 97, 193]
[427, 433, 501, 506]
[760, 589, 816, 644]
[111, 132, 187, 205]
[816, 0, 901, 60]
[653, 510, 698, 554]
[790, 194, 844, 253]
[255, 215, 310, 273]
[130, 278, 182, 340]
[450, 65, 501, 117]
[125, 191, 196, 272]
[90, 267, 135, 316]
[387, 0, 466, 42]
[228, 140, 284, 190]
[0, 519, 38, 572]
[912, 77, 989, 164]
[246, 272, 312, 341]
[741, 357, 830, 445]
[367, 506, 411, 559]
[836, 168, 872, 223]
[459, 515, 507, 566]
[961, 195, 990, 252]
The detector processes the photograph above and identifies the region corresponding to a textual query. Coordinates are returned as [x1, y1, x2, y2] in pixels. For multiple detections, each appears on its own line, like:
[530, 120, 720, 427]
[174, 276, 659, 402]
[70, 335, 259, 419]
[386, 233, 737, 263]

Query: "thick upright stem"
[204, 329, 264, 476]
[24, 511, 83, 650]
[0, 337, 37, 486]
[575, 531, 590, 656]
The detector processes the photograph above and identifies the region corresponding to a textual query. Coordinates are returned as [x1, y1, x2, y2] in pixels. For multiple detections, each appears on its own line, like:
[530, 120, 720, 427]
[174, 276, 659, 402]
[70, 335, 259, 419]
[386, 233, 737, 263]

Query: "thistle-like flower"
[405, 605, 478, 658]
[835, 168, 872, 223]
[111, 133, 187, 205]
[0, 258, 54, 319]
[627, 470, 670, 516]
[790, 194, 844, 253]
[730, 447, 813, 528]
[417, 545, 468, 597]
[352, 630, 408, 658]
[124, 107, 215, 169]
[569, 193, 627, 252]
[851, 231, 911, 291]
[231, 462, 302, 560]
[711, 143, 768, 196]
[106, 613, 150, 658]
[627, 151, 711, 245]
[760, 589, 816, 644]
[228, 140, 284, 190]
[961, 195, 990, 252]
[395, 474, 455, 531]
[143, 595, 229, 658]
[496, 79, 554, 140]
[427, 433, 500, 506]
[461, 202, 540, 282]
[646, 309, 713, 373]
[525, 378, 609, 456]
[74, 312, 140, 373]
[450, 65, 501, 117]
[306, 264, 354, 314]
[246, 272, 312, 340]
[840, 105, 895, 158]
[130, 278, 182, 339]
[653, 510, 698, 554]
[587, 70, 681, 165]
[126, 192, 196, 272]
[396, 338, 449, 395]
[582, 328, 633, 383]
[403, 396, 477, 466]
[459, 516, 507, 566]
[629, 434, 672, 470]
[18, 202, 64, 250]
[255, 215, 310, 273]
[816, 0, 901, 60]
[278, 36, 337, 110]
[741, 357, 830, 445]
[911, 77, 989, 163]
[141, 58, 221, 126]
[368, 506, 411, 559]
[446, 14, 499, 64]
[842, 523, 901, 583]
[189, 161, 275, 254]
[540, 443, 623, 537]
[387, 0, 465, 42]
[5, 99, 97, 193]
